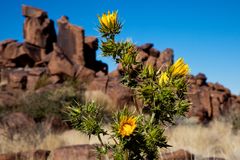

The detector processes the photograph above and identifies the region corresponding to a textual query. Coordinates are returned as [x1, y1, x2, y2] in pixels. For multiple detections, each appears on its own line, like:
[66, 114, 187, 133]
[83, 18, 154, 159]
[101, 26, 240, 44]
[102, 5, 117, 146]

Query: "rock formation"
[0, 5, 236, 160]
[0, 5, 123, 111]
[188, 73, 240, 123]
[57, 16, 85, 65]
[22, 5, 56, 53]
[0, 5, 239, 124]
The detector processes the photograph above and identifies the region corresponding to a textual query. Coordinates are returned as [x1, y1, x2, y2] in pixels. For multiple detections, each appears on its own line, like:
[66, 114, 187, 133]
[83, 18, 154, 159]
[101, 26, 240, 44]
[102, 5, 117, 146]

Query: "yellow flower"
[118, 116, 137, 137]
[170, 58, 190, 77]
[158, 72, 169, 86]
[98, 11, 118, 28]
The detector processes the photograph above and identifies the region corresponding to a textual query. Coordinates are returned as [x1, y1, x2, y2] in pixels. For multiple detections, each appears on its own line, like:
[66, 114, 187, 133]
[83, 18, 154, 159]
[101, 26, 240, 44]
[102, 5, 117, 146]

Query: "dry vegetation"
[0, 85, 239, 159]
[1, 118, 240, 160]
[164, 118, 240, 160]
[85, 90, 115, 112]
[0, 125, 111, 154]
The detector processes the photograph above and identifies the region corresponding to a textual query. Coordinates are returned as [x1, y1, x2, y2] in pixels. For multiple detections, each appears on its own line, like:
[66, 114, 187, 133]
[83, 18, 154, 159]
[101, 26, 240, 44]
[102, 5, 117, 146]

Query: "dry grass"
[0, 128, 63, 154]
[163, 118, 240, 160]
[1, 119, 240, 160]
[85, 90, 136, 115]
[85, 90, 115, 112]
[0, 85, 119, 155]
[0, 125, 112, 154]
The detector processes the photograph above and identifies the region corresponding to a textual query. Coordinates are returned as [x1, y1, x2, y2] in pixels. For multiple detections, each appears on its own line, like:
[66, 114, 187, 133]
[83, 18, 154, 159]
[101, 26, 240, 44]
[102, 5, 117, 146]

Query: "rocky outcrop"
[8, 70, 28, 90]
[0, 5, 107, 105]
[0, 5, 240, 124]
[50, 145, 106, 160]
[0, 145, 111, 160]
[0, 112, 36, 138]
[41, 116, 69, 133]
[159, 149, 194, 160]
[87, 76, 133, 108]
[26, 67, 47, 90]
[0, 150, 50, 160]
[0, 40, 21, 61]
[114, 44, 174, 78]
[22, 5, 56, 53]
[159, 150, 226, 160]
[75, 65, 96, 82]
[137, 43, 174, 70]
[57, 16, 108, 74]
[0, 147, 226, 160]
[157, 48, 174, 70]
[0, 5, 238, 160]
[188, 73, 240, 123]
[48, 44, 76, 77]
[57, 16, 84, 65]
[0, 91, 17, 107]
[0, 40, 43, 68]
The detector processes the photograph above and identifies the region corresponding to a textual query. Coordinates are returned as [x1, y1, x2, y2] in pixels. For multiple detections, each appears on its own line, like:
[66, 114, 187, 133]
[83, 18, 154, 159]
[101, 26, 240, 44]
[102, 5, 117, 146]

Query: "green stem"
[97, 134, 110, 160]
[110, 135, 119, 145]
[110, 34, 115, 41]
[97, 134, 104, 147]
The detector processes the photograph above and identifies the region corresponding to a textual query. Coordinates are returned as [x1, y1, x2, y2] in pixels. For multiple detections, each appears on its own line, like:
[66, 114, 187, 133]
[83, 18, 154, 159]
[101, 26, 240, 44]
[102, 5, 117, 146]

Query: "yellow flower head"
[158, 72, 169, 86]
[98, 11, 118, 29]
[170, 58, 190, 77]
[118, 116, 137, 137]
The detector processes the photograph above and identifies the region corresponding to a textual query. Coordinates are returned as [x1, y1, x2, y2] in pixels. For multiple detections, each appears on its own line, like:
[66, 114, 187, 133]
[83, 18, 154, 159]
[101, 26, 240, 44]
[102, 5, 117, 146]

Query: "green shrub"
[3, 81, 86, 122]
[66, 10, 191, 160]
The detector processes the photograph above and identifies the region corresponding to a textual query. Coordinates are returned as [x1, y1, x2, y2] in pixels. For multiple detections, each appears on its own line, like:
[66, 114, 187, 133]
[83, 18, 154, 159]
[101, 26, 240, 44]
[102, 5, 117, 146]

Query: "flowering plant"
[66, 11, 190, 160]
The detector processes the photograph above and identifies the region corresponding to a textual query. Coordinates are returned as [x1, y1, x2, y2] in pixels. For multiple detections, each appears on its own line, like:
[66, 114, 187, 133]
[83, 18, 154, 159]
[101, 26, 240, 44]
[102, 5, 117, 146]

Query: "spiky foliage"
[65, 101, 106, 136]
[66, 10, 191, 160]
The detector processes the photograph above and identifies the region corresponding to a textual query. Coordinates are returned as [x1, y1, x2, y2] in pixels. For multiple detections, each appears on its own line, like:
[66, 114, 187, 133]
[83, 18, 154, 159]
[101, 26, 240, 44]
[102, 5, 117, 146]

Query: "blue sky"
[0, 0, 240, 94]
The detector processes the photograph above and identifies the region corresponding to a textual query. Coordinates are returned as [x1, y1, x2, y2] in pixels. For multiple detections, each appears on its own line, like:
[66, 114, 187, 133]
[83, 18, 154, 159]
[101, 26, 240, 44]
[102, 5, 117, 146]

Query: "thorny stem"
[109, 34, 115, 42]
[110, 135, 119, 145]
[97, 134, 110, 160]
[98, 134, 104, 147]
